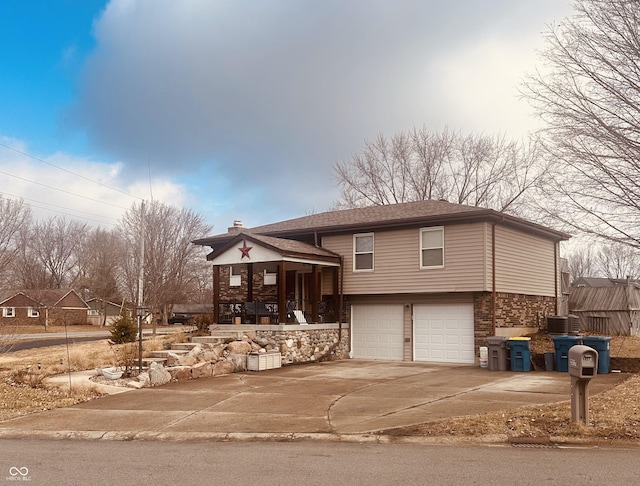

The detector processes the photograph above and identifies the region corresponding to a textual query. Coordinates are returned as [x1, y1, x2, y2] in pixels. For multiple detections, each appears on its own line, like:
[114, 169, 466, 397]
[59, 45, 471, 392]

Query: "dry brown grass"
[0, 333, 188, 422]
[384, 333, 640, 443]
[385, 374, 640, 442]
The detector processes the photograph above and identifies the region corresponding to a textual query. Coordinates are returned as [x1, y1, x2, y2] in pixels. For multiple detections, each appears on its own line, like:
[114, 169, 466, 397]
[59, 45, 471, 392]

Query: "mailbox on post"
[568, 345, 598, 424]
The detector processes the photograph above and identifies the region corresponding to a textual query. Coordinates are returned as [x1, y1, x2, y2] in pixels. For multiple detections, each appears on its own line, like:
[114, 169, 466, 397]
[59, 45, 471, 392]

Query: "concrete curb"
[0, 427, 626, 447]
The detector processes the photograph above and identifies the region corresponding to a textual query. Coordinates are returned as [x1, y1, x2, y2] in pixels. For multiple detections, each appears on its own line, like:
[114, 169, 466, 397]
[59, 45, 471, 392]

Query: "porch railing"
[216, 299, 337, 324]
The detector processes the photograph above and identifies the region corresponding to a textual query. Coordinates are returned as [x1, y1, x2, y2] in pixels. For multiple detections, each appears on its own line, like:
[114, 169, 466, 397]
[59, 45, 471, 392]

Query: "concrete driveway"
[0, 360, 627, 440]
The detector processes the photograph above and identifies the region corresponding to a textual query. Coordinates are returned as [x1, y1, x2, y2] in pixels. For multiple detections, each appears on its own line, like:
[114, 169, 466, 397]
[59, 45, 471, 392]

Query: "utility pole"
[137, 201, 145, 373]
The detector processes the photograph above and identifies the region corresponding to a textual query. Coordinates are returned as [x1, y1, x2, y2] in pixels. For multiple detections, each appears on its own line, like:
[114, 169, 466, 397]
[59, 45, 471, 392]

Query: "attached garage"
[413, 303, 475, 364]
[351, 304, 404, 360]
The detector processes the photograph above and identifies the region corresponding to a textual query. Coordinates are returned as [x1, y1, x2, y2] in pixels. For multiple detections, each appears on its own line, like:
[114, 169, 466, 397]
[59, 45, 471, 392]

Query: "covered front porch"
[208, 232, 343, 325]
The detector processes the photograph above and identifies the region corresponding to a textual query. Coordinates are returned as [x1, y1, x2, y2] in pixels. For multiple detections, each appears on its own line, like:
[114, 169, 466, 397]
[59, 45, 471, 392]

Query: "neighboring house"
[86, 298, 134, 326]
[0, 289, 89, 327]
[569, 279, 640, 336]
[0, 291, 43, 326]
[572, 277, 639, 287]
[194, 199, 569, 364]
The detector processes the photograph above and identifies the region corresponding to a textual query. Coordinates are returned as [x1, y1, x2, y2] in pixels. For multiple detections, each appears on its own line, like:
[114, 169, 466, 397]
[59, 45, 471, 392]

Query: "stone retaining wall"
[126, 325, 350, 388]
[254, 327, 350, 364]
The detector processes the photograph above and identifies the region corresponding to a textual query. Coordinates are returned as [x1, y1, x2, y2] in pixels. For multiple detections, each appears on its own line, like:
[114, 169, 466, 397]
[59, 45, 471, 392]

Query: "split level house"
[193, 199, 570, 364]
[0, 289, 89, 327]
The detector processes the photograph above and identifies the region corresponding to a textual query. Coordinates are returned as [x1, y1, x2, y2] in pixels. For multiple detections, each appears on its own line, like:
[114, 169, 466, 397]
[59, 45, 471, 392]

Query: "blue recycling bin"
[553, 335, 581, 372]
[582, 336, 611, 374]
[508, 337, 531, 372]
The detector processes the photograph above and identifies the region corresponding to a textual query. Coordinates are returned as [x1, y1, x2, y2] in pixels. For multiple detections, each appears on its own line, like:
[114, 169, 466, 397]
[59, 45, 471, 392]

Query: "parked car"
[168, 314, 192, 325]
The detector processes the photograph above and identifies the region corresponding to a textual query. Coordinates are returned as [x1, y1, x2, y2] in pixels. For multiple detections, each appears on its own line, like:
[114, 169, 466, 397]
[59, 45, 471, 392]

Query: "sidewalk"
[0, 360, 627, 442]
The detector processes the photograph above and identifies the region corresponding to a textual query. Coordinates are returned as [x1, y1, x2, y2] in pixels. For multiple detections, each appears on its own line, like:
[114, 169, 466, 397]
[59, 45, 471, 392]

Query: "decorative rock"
[188, 345, 203, 357]
[285, 339, 294, 348]
[250, 342, 262, 352]
[227, 354, 247, 372]
[148, 362, 171, 386]
[167, 366, 191, 381]
[213, 360, 235, 376]
[254, 337, 269, 347]
[165, 352, 182, 367]
[127, 381, 145, 389]
[226, 341, 252, 355]
[137, 372, 150, 386]
[190, 361, 213, 379]
[199, 350, 220, 362]
[178, 354, 198, 367]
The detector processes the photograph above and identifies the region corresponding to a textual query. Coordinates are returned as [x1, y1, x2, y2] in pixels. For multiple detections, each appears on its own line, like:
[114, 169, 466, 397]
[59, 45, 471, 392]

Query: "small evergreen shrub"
[109, 315, 138, 344]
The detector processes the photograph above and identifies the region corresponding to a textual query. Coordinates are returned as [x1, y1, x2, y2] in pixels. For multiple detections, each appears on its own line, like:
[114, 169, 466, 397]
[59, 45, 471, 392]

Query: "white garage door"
[352, 304, 404, 360]
[413, 304, 475, 363]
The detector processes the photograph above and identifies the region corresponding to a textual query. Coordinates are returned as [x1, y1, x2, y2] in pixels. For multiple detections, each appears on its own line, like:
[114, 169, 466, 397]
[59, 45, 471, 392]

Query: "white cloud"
[0, 139, 186, 226]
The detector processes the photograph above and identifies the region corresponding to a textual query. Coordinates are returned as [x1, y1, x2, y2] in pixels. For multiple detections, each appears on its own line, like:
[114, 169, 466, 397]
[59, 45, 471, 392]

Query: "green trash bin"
[582, 336, 611, 374]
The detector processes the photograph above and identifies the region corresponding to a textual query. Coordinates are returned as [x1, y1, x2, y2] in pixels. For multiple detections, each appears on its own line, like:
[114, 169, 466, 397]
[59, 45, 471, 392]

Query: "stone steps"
[141, 357, 167, 365]
[170, 342, 200, 351]
[148, 349, 190, 359]
[192, 335, 236, 345]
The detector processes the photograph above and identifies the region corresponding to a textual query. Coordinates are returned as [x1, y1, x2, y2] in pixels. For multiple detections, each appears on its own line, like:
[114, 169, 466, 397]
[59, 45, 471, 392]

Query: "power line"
[0, 141, 143, 201]
[1, 191, 120, 225]
[0, 169, 131, 210]
[25, 201, 119, 226]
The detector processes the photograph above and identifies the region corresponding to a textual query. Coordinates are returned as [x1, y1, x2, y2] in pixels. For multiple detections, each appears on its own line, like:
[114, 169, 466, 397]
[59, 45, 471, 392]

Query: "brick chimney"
[228, 220, 244, 233]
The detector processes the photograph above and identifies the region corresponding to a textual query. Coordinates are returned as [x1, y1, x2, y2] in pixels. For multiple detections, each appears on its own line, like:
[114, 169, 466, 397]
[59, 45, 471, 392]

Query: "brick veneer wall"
[474, 292, 556, 348]
[219, 266, 278, 302]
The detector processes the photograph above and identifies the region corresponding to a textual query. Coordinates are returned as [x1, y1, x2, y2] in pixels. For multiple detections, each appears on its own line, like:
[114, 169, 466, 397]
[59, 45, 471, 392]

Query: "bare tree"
[0, 197, 31, 287]
[522, 0, 640, 246]
[597, 243, 640, 280]
[333, 127, 547, 215]
[24, 216, 88, 289]
[565, 243, 600, 282]
[78, 228, 123, 325]
[118, 201, 212, 328]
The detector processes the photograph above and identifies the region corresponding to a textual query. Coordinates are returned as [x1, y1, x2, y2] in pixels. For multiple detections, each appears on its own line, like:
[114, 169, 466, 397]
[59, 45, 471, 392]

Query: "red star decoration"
[238, 241, 252, 259]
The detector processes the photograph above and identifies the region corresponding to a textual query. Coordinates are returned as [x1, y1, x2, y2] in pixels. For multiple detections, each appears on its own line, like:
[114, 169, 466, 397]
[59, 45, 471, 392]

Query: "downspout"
[492, 223, 496, 335]
[339, 256, 345, 352]
[554, 241, 559, 315]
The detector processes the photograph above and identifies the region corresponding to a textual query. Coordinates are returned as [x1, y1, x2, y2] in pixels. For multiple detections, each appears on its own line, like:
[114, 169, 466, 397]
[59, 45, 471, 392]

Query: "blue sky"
[0, 0, 574, 234]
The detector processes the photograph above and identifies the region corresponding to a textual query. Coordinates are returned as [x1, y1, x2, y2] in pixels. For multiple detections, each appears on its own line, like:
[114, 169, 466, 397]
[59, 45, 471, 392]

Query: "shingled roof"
[195, 199, 570, 246]
[205, 231, 341, 264]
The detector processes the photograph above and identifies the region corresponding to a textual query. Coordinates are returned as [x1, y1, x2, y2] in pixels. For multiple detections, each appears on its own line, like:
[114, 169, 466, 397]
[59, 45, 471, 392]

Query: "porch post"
[311, 264, 319, 323]
[213, 265, 220, 323]
[247, 263, 254, 303]
[333, 266, 339, 321]
[278, 261, 287, 324]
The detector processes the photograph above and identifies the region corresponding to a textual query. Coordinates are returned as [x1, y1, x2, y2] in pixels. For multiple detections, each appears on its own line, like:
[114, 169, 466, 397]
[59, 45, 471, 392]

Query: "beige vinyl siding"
[321, 267, 334, 295]
[494, 225, 555, 296]
[322, 223, 488, 295]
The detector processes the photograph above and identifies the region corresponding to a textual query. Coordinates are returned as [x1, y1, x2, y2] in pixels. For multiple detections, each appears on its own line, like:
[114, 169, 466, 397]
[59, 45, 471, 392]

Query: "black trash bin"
[486, 336, 509, 371]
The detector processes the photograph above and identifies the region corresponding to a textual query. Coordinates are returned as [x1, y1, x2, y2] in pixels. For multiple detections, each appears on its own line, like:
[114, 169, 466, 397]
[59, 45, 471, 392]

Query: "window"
[420, 227, 444, 268]
[28, 307, 39, 318]
[229, 265, 241, 287]
[2, 307, 15, 318]
[354, 233, 374, 271]
[88, 309, 99, 316]
[264, 269, 276, 286]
